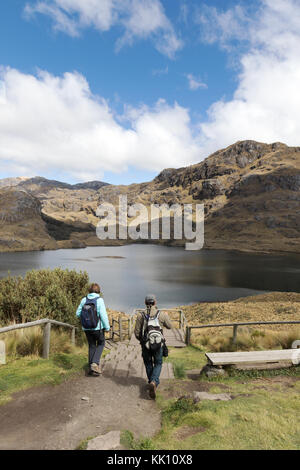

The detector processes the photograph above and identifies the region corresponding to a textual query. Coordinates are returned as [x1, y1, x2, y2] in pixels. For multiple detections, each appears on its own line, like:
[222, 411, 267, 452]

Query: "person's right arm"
[134, 313, 143, 341]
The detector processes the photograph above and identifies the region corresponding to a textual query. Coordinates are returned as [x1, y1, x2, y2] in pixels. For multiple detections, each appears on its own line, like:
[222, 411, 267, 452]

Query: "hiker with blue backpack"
[76, 283, 110, 376]
[134, 294, 173, 399]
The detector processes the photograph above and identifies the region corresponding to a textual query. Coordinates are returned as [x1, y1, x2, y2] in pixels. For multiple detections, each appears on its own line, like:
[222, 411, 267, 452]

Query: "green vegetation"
[121, 430, 155, 450]
[0, 352, 87, 405]
[0, 268, 89, 326]
[76, 436, 96, 450]
[129, 346, 300, 450]
[166, 345, 207, 379]
[0, 268, 116, 407]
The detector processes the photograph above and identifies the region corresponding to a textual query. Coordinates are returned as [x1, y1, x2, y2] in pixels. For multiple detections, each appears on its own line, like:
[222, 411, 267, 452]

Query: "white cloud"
[197, 3, 251, 49]
[186, 73, 207, 91]
[152, 66, 168, 76]
[179, 3, 189, 26]
[195, 0, 300, 154]
[0, 67, 199, 180]
[2, 1, 300, 182]
[24, 0, 182, 58]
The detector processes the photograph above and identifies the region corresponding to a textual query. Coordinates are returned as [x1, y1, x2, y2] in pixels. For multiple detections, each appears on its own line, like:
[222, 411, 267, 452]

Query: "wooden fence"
[2, 314, 298, 361]
[0, 319, 76, 360]
[109, 316, 133, 342]
[185, 320, 300, 346]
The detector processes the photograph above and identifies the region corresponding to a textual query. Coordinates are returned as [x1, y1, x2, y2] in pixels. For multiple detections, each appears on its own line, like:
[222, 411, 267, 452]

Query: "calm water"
[0, 245, 299, 312]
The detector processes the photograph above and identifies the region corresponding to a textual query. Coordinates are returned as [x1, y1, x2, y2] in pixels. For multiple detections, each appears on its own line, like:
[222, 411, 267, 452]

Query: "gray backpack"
[143, 310, 164, 351]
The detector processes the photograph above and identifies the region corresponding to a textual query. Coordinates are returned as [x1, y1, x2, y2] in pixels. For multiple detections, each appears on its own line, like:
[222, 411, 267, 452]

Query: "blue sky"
[0, 0, 300, 184]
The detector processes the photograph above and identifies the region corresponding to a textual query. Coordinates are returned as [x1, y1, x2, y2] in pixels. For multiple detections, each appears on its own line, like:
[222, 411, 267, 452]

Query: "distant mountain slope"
[0, 140, 299, 253]
[0, 177, 30, 189]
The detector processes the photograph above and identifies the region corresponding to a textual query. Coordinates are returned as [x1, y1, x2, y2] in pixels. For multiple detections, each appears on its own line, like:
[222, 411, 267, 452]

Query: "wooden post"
[186, 326, 191, 346]
[179, 311, 182, 329]
[119, 316, 123, 342]
[43, 322, 51, 359]
[232, 325, 238, 345]
[0, 340, 6, 365]
[71, 327, 75, 345]
[128, 318, 131, 339]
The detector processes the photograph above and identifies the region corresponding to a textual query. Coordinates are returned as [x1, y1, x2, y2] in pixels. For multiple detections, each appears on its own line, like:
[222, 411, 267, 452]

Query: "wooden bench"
[206, 349, 300, 370]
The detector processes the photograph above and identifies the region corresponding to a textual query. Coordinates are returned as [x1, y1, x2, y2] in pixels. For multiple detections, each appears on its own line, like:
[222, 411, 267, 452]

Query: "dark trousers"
[85, 330, 105, 366]
[142, 345, 163, 387]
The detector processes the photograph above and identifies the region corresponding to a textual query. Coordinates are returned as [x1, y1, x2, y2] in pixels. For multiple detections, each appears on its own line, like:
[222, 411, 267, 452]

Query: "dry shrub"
[1, 325, 77, 358]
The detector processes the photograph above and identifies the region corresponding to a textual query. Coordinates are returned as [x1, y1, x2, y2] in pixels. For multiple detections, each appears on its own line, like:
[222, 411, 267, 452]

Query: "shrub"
[0, 268, 89, 326]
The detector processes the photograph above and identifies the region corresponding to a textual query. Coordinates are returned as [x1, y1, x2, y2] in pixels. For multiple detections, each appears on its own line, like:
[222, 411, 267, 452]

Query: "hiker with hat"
[76, 283, 110, 376]
[134, 294, 173, 399]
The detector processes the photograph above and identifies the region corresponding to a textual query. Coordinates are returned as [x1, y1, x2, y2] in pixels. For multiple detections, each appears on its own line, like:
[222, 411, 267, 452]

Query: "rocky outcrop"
[191, 179, 226, 200]
[0, 188, 41, 223]
[230, 170, 300, 197]
[0, 188, 58, 252]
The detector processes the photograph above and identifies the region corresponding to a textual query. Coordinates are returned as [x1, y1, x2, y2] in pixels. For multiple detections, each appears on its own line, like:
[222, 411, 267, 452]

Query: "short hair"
[89, 283, 101, 294]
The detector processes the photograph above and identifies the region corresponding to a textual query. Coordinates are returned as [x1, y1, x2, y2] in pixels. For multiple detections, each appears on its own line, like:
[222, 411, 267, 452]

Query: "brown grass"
[1, 326, 77, 359]
[181, 292, 300, 351]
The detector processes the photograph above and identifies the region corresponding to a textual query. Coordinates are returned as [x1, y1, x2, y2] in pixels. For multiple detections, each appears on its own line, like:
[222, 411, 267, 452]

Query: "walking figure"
[76, 283, 110, 376]
[134, 294, 173, 399]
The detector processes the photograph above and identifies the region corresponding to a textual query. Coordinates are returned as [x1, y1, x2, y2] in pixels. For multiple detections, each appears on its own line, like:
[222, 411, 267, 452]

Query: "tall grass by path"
[0, 325, 83, 358]
[191, 327, 300, 352]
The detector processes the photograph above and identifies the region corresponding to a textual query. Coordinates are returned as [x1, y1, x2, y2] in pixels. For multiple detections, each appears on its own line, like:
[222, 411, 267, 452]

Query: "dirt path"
[0, 374, 162, 450]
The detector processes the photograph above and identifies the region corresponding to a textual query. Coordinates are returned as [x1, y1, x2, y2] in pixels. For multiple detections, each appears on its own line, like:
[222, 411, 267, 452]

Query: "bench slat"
[206, 349, 296, 365]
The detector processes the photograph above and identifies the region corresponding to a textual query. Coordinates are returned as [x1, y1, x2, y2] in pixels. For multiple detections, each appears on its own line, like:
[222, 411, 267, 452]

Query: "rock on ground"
[193, 391, 232, 403]
[87, 431, 121, 451]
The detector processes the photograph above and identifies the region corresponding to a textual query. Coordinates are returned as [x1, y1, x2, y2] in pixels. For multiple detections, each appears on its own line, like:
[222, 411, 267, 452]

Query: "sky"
[0, 0, 300, 185]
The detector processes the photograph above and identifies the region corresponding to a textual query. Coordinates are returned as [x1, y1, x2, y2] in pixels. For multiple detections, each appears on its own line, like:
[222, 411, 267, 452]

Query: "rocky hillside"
[0, 187, 57, 251]
[0, 140, 299, 253]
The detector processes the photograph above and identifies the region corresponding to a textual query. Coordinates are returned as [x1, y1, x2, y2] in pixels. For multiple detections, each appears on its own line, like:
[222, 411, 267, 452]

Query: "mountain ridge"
[1, 139, 299, 254]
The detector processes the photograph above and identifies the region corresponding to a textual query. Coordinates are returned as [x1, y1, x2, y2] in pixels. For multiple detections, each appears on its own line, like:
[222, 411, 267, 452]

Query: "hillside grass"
[180, 292, 300, 352]
[128, 346, 300, 450]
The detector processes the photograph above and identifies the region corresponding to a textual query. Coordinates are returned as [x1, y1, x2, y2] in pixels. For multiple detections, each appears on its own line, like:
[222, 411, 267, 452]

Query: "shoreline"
[0, 239, 299, 257]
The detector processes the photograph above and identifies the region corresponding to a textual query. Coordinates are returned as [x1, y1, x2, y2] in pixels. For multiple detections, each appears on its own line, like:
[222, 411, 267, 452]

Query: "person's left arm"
[98, 298, 110, 331]
[161, 311, 174, 329]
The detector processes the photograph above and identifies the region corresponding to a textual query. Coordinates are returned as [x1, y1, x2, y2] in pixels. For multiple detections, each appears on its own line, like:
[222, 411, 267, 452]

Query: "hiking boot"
[149, 381, 157, 400]
[90, 363, 100, 376]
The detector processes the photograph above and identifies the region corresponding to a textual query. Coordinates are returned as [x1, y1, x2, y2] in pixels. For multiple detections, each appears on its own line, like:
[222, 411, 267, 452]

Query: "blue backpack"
[80, 297, 99, 329]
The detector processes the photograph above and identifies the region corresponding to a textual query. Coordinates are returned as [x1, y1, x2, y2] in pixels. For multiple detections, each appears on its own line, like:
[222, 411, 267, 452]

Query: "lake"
[0, 245, 299, 312]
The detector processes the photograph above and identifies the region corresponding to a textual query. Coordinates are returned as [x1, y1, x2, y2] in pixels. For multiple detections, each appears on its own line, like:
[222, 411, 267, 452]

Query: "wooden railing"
[185, 320, 300, 346]
[108, 316, 133, 342]
[0, 319, 76, 360]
